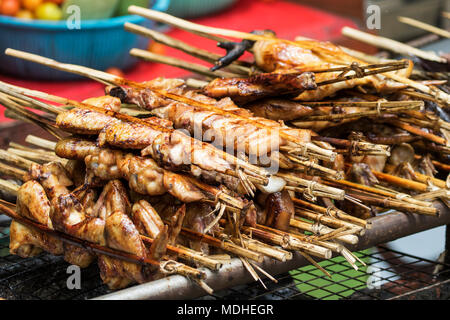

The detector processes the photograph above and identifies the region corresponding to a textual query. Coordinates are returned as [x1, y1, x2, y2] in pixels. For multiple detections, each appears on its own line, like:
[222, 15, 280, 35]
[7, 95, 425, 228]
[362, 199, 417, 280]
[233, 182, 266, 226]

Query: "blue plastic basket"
[0, 0, 170, 80]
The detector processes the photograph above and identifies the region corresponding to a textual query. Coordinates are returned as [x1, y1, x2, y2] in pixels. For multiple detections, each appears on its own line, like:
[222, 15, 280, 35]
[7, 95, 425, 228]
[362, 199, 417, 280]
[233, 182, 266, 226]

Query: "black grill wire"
[1, 219, 450, 300]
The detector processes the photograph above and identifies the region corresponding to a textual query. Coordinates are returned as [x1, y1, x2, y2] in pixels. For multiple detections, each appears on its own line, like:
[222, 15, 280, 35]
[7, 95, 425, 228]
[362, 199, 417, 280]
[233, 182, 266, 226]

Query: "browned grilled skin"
[95, 180, 155, 290]
[56, 108, 120, 135]
[9, 220, 64, 258]
[56, 138, 206, 202]
[263, 190, 294, 231]
[204, 71, 317, 103]
[65, 160, 87, 187]
[56, 96, 236, 177]
[131, 200, 165, 238]
[16, 181, 53, 228]
[148, 224, 169, 261]
[25, 162, 73, 199]
[107, 80, 315, 158]
[184, 203, 216, 254]
[51, 193, 106, 245]
[56, 95, 122, 134]
[244, 99, 313, 121]
[27, 162, 106, 246]
[10, 181, 64, 258]
[168, 204, 185, 246]
[91, 180, 131, 220]
[252, 39, 412, 101]
[63, 243, 96, 268]
[104, 211, 147, 257]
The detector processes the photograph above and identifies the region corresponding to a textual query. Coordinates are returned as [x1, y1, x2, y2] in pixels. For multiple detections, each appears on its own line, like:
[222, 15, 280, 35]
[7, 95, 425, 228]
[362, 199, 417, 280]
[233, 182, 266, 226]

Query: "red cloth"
[0, 0, 357, 122]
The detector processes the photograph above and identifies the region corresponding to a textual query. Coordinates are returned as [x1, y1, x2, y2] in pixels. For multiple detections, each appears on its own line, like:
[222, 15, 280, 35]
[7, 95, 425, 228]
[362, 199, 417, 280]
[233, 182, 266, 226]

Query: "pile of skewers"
[0, 6, 449, 294]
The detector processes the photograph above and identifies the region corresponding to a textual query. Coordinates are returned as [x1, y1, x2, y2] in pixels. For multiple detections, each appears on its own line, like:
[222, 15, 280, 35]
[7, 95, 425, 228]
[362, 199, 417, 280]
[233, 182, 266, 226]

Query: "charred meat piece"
[263, 190, 294, 231]
[204, 71, 317, 103]
[244, 99, 313, 121]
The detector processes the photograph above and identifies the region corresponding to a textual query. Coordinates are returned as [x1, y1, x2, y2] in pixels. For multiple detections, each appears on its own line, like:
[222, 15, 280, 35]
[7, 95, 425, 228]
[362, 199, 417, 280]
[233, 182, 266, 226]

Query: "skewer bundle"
[0, 6, 448, 294]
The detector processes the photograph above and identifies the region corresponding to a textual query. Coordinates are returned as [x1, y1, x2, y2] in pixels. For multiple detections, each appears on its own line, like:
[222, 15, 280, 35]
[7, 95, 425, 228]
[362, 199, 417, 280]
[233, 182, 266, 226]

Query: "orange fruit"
[21, 0, 42, 11]
[148, 42, 165, 55]
[0, 0, 20, 16]
[106, 67, 125, 78]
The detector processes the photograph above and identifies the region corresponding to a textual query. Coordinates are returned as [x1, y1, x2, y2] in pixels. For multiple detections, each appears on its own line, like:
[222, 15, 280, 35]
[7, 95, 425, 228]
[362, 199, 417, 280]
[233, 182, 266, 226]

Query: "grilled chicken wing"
[9, 220, 64, 258]
[27, 162, 105, 266]
[204, 71, 316, 103]
[251, 38, 413, 101]
[244, 99, 313, 121]
[95, 180, 157, 290]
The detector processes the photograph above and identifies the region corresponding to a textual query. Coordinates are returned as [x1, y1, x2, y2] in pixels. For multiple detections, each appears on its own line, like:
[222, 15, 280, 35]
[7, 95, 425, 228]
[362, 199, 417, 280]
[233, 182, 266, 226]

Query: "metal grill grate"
[200, 246, 450, 300]
[1, 219, 449, 300]
[0, 221, 111, 300]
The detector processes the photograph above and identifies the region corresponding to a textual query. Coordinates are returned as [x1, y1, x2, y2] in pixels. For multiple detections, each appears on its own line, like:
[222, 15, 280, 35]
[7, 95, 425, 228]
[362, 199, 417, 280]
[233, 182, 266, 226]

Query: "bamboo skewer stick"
[240, 225, 332, 259]
[325, 179, 433, 208]
[0, 93, 62, 140]
[0, 162, 27, 180]
[341, 28, 450, 105]
[345, 189, 438, 216]
[342, 26, 446, 63]
[251, 223, 359, 269]
[0, 179, 19, 197]
[0, 149, 34, 170]
[140, 235, 222, 270]
[299, 103, 422, 121]
[386, 73, 450, 105]
[277, 172, 345, 201]
[388, 119, 447, 145]
[7, 147, 63, 164]
[294, 207, 365, 235]
[372, 170, 429, 193]
[125, 23, 252, 75]
[315, 61, 410, 86]
[398, 16, 450, 39]
[127, 6, 298, 45]
[289, 218, 358, 245]
[404, 110, 450, 131]
[4, 48, 337, 163]
[179, 227, 264, 263]
[239, 236, 293, 262]
[311, 136, 390, 157]
[130, 48, 239, 79]
[301, 100, 422, 108]
[25, 135, 56, 151]
[384, 164, 447, 189]
[283, 154, 342, 179]
[292, 197, 370, 229]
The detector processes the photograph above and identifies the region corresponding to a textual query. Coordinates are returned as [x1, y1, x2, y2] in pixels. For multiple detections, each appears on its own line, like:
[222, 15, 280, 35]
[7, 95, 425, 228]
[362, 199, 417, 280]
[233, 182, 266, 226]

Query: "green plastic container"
[116, 0, 150, 16]
[62, 0, 120, 20]
[166, 0, 237, 19]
